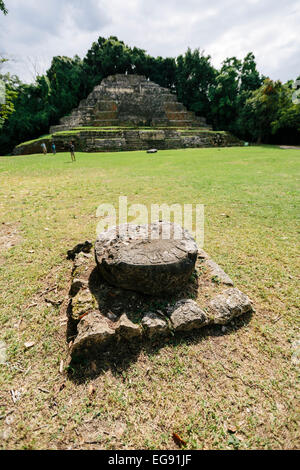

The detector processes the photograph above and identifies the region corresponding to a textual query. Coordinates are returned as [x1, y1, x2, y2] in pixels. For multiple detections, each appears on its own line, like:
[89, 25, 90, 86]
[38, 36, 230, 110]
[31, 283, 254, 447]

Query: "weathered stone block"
[208, 288, 253, 325]
[115, 314, 142, 340]
[70, 288, 96, 322]
[142, 312, 169, 339]
[140, 131, 165, 141]
[71, 312, 115, 356]
[168, 300, 210, 332]
[197, 252, 234, 286]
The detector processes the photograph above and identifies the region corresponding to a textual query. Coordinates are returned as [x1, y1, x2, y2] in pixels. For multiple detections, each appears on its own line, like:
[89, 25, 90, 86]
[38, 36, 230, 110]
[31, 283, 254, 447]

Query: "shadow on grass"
[66, 267, 202, 384]
[66, 258, 253, 384]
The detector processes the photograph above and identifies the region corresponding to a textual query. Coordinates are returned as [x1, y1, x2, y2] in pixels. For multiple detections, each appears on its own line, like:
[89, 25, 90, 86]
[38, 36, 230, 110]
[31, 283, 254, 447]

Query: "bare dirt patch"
[0, 223, 22, 264]
[0, 223, 22, 252]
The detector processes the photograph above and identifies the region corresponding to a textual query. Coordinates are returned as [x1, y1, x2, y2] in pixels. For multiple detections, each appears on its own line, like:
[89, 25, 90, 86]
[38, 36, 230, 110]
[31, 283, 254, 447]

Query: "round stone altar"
[95, 222, 198, 295]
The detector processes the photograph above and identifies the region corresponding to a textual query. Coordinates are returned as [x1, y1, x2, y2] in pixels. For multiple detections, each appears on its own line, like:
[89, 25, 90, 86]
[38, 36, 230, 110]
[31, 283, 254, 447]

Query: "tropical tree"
[240, 52, 263, 93]
[46, 55, 85, 120]
[0, 1, 7, 14]
[83, 37, 132, 93]
[0, 33, 296, 153]
[0, 0, 8, 15]
[175, 48, 216, 117]
[209, 53, 263, 134]
[239, 79, 283, 143]
[0, 72, 20, 130]
[271, 81, 300, 144]
[209, 57, 241, 130]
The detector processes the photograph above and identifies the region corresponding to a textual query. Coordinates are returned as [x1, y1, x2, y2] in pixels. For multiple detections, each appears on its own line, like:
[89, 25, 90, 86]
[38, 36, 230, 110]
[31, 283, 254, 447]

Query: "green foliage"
[0, 35, 298, 154]
[0, 146, 299, 449]
[209, 57, 242, 130]
[0, 88, 17, 128]
[46, 55, 85, 119]
[0, 56, 87, 154]
[0, 0, 7, 14]
[0, 72, 20, 130]
[175, 48, 216, 116]
[83, 36, 177, 92]
[271, 81, 300, 143]
[83, 36, 132, 93]
[208, 53, 263, 133]
[238, 79, 300, 144]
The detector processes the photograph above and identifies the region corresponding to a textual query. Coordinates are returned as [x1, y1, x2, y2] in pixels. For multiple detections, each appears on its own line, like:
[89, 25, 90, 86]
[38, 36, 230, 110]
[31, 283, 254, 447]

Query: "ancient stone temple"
[14, 74, 242, 155]
[50, 74, 208, 131]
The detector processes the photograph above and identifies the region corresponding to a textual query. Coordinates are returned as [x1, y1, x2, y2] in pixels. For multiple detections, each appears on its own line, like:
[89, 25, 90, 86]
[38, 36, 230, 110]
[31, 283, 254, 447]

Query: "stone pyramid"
[14, 74, 242, 154]
[50, 74, 210, 133]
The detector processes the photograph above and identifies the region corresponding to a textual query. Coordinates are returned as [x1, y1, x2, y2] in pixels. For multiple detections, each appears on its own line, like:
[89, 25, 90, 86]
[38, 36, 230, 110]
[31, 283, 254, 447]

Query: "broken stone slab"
[205, 259, 234, 286]
[142, 312, 169, 339]
[70, 288, 97, 322]
[95, 222, 198, 295]
[115, 314, 142, 340]
[198, 250, 234, 286]
[167, 299, 210, 332]
[208, 288, 253, 325]
[71, 312, 115, 356]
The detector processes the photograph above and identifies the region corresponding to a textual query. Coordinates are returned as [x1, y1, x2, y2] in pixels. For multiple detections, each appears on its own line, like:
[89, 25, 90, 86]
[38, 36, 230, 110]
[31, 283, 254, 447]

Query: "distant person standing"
[70, 141, 76, 162]
[41, 142, 47, 155]
[52, 142, 56, 155]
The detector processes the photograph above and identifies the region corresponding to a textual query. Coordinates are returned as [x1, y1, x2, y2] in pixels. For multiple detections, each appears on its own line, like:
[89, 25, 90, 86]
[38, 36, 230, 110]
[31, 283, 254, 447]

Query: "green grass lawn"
[0, 146, 299, 450]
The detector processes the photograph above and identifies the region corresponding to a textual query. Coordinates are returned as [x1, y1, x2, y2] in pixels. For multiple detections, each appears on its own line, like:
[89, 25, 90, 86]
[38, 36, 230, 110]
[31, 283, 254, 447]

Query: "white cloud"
[0, 0, 299, 83]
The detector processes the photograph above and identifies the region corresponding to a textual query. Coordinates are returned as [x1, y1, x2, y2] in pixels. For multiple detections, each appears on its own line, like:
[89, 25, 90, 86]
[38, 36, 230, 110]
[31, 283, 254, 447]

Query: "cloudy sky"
[0, 0, 299, 83]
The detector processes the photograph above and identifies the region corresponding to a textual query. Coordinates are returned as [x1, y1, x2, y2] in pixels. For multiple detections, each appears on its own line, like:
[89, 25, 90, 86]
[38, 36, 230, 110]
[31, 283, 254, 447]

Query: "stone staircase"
[14, 74, 243, 155]
[50, 74, 212, 133]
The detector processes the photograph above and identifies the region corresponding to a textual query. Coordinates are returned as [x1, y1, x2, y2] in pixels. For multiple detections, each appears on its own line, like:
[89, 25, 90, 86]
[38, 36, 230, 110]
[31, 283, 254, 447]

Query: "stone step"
[49, 75, 213, 136]
[168, 120, 197, 127]
[96, 100, 118, 112]
[164, 102, 185, 112]
[50, 125, 69, 133]
[190, 122, 212, 129]
[93, 138, 126, 144]
[94, 111, 118, 120]
[81, 132, 124, 139]
[165, 111, 194, 121]
[90, 120, 120, 127]
[160, 94, 178, 103]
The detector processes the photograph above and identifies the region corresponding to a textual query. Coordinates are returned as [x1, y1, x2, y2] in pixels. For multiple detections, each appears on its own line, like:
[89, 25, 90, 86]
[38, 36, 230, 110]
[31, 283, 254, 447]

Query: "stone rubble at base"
[66, 228, 254, 357]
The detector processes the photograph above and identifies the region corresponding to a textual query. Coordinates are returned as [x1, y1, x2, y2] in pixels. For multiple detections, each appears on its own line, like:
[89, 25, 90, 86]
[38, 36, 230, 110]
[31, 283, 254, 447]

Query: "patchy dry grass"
[0, 146, 299, 450]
